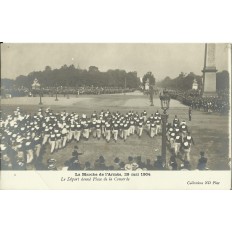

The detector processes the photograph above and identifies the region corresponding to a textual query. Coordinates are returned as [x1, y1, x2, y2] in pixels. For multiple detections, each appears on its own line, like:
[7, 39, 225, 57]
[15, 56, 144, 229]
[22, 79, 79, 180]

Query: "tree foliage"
[1, 78, 15, 88]
[216, 70, 229, 90]
[6, 65, 140, 88]
[157, 70, 229, 91]
[157, 72, 202, 91]
[142, 72, 156, 86]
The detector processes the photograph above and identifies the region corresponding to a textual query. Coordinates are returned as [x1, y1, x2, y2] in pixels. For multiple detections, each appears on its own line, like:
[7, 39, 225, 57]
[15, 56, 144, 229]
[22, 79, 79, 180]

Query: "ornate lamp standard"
[124, 75, 127, 95]
[32, 78, 42, 105]
[39, 85, 43, 105]
[55, 84, 58, 101]
[149, 85, 154, 106]
[67, 87, 70, 99]
[160, 94, 171, 168]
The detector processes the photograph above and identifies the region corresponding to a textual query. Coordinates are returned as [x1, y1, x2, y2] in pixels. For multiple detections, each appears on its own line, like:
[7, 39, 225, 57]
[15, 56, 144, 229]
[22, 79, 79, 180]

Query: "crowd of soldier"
[1, 107, 200, 171]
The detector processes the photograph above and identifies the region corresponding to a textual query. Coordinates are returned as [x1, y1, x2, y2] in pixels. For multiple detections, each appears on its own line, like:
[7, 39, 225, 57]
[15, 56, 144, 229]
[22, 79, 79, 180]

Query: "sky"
[1, 43, 229, 81]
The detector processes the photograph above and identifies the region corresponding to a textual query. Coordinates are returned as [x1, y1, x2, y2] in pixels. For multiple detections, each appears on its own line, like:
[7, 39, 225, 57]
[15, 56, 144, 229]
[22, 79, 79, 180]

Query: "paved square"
[1, 91, 229, 170]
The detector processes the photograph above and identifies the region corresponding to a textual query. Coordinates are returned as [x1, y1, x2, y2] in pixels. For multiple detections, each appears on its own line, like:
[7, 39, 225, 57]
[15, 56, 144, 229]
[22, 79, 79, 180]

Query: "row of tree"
[157, 71, 229, 91]
[1, 65, 140, 89]
[1, 64, 229, 92]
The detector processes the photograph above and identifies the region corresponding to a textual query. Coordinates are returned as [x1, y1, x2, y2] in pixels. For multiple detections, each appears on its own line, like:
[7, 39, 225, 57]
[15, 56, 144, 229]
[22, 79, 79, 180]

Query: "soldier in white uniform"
[182, 141, 191, 161]
[129, 119, 135, 135]
[119, 122, 124, 139]
[69, 123, 75, 141]
[137, 122, 143, 137]
[105, 123, 111, 142]
[61, 125, 68, 147]
[180, 124, 188, 142]
[24, 140, 34, 164]
[112, 122, 119, 142]
[91, 120, 97, 138]
[75, 123, 82, 142]
[123, 122, 130, 141]
[83, 123, 90, 140]
[150, 123, 156, 138]
[167, 127, 174, 141]
[50, 131, 56, 153]
[169, 132, 176, 149]
[155, 118, 161, 135]
[34, 136, 42, 158]
[146, 119, 151, 134]
[16, 143, 25, 162]
[183, 132, 195, 148]
[174, 134, 182, 155]
[142, 110, 147, 122]
[55, 131, 62, 150]
[101, 119, 106, 137]
[96, 120, 102, 140]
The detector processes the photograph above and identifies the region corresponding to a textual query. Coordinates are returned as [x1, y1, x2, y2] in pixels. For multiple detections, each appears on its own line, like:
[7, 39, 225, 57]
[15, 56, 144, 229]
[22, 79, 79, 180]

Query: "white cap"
[1, 144, 7, 151]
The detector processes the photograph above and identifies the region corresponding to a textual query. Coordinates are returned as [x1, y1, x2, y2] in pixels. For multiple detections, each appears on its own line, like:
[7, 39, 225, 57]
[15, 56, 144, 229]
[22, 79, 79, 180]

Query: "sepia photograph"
[1, 2, 231, 232]
[0, 43, 231, 173]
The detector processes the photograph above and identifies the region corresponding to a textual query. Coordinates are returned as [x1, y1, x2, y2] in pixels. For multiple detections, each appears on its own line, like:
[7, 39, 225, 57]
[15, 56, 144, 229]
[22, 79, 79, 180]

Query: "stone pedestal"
[202, 44, 217, 96]
[192, 78, 198, 90]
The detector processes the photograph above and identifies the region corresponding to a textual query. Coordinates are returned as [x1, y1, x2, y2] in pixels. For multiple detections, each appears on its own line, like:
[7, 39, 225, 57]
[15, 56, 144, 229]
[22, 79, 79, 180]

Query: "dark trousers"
[189, 114, 191, 121]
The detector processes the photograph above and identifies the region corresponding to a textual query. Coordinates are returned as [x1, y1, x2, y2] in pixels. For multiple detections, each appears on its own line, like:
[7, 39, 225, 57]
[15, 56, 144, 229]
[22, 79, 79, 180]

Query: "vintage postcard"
[0, 43, 231, 189]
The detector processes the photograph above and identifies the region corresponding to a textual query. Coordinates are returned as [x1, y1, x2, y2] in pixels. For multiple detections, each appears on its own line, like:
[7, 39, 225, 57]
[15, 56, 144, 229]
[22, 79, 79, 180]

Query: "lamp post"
[124, 76, 127, 95]
[55, 84, 58, 101]
[39, 85, 43, 105]
[76, 85, 78, 98]
[67, 86, 70, 99]
[149, 85, 154, 106]
[160, 94, 171, 169]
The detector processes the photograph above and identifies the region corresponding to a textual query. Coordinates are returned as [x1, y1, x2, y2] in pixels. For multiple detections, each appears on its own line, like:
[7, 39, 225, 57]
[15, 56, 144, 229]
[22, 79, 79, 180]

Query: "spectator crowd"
[1, 86, 136, 98]
[166, 89, 229, 114]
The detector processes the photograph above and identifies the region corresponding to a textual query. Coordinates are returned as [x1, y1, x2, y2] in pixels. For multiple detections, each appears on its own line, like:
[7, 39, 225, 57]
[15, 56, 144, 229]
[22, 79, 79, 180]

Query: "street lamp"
[39, 85, 43, 105]
[124, 76, 127, 95]
[66, 83, 70, 99]
[160, 94, 171, 169]
[76, 85, 78, 98]
[55, 84, 58, 101]
[149, 85, 154, 106]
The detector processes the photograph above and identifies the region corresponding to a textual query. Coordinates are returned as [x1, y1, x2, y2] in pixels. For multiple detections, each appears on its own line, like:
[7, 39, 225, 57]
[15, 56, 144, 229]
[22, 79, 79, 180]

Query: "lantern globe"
[160, 94, 170, 111]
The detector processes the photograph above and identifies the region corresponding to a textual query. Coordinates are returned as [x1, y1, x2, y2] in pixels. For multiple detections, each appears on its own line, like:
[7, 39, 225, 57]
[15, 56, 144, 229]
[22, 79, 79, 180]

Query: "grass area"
[1, 92, 230, 170]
